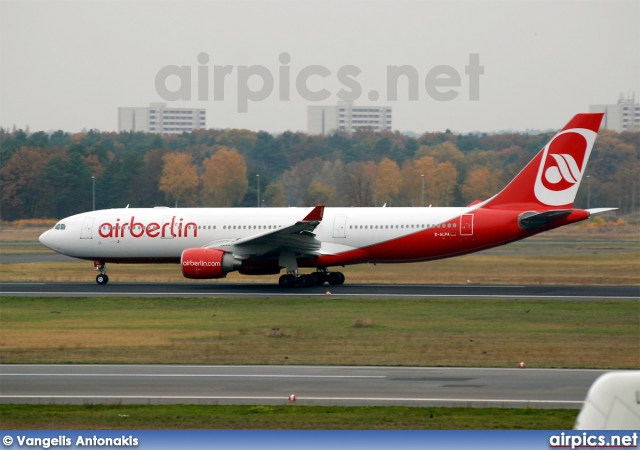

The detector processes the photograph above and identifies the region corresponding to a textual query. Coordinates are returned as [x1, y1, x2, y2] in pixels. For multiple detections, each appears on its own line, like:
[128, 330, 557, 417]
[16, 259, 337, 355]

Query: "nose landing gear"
[94, 260, 108, 285]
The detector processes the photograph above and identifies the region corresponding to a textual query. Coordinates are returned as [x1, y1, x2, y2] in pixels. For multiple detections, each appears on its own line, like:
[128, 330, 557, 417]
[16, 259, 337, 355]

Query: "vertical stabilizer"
[482, 113, 603, 209]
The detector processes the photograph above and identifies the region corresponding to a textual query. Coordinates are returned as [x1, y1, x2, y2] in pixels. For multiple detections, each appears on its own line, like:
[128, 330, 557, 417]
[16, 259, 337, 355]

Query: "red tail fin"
[482, 113, 604, 210]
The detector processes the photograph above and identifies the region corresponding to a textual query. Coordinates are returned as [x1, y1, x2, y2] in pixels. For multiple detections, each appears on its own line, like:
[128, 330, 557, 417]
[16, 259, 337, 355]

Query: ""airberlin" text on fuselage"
[98, 216, 198, 239]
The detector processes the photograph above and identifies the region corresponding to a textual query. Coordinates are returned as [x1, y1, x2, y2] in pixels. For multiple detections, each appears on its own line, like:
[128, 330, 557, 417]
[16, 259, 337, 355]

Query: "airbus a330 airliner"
[39, 113, 615, 287]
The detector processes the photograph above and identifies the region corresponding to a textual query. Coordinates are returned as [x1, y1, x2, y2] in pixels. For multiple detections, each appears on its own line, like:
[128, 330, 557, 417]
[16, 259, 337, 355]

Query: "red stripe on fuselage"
[299, 208, 589, 268]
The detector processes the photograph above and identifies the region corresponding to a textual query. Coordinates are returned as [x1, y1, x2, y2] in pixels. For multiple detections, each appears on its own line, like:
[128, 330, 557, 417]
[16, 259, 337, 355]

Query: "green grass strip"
[1, 297, 638, 368]
[0, 404, 578, 430]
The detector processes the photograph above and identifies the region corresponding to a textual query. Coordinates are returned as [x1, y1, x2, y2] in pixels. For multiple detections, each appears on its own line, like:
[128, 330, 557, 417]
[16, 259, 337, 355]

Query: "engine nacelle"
[181, 248, 242, 279]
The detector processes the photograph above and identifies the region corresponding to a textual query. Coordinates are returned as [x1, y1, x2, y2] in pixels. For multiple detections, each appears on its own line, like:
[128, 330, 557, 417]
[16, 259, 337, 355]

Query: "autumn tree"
[307, 181, 337, 205]
[339, 161, 376, 206]
[416, 141, 464, 166]
[588, 130, 640, 213]
[279, 157, 323, 206]
[399, 156, 458, 207]
[459, 166, 502, 205]
[0, 147, 53, 219]
[159, 152, 199, 207]
[429, 161, 458, 206]
[201, 146, 248, 207]
[216, 129, 257, 154]
[413, 156, 438, 206]
[264, 183, 288, 207]
[373, 158, 401, 206]
[133, 149, 170, 207]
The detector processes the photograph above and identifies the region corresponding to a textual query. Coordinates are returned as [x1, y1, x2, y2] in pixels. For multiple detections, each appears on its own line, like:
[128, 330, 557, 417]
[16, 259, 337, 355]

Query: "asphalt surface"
[0, 364, 610, 409]
[1, 281, 638, 299]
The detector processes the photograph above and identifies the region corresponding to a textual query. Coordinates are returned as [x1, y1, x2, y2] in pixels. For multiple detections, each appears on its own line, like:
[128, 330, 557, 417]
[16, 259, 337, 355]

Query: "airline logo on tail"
[534, 128, 597, 206]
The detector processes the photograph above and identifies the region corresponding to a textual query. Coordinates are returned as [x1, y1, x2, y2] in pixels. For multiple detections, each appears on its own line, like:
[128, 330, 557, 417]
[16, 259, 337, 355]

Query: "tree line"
[1, 126, 638, 221]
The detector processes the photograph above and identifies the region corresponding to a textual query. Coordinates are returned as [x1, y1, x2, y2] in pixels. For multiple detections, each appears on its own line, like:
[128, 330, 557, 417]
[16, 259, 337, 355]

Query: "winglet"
[303, 205, 324, 222]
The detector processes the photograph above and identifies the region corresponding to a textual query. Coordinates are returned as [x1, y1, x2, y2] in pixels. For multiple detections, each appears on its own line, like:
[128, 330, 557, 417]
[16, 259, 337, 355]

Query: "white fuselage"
[40, 206, 474, 262]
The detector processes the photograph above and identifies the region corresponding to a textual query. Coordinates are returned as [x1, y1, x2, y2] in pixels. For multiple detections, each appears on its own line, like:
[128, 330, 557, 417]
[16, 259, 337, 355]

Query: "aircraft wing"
[203, 205, 325, 257]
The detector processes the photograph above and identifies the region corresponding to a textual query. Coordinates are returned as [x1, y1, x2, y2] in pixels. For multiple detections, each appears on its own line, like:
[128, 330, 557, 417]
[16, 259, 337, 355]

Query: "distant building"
[118, 103, 206, 133]
[308, 102, 392, 135]
[589, 94, 639, 132]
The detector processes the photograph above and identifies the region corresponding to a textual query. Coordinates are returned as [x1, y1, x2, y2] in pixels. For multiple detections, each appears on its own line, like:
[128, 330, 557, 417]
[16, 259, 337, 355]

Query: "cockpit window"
[54, 224, 66, 230]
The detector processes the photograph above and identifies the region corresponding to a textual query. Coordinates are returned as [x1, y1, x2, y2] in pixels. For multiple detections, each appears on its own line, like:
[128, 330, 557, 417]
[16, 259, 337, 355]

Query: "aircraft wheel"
[96, 273, 109, 285]
[311, 272, 326, 285]
[327, 272, 345, 286]
[298, 274, 315, 288]
[279, 274, 296, 288]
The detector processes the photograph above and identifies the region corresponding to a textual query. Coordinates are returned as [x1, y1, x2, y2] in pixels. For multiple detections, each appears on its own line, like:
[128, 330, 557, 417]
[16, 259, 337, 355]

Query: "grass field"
[1, 297, 637, 367]
[1, 250, 638, 285]
[0, 404, 579, 430]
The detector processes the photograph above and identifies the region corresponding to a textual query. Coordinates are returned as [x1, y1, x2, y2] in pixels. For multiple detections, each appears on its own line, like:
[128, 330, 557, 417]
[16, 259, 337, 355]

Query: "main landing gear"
[94, 260, 109, 285]
[278, 269, 345, 288]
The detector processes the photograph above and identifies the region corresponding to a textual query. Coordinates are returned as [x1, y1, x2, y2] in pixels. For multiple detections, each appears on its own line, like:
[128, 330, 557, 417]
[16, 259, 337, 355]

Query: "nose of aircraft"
[39, 229, 61, 253]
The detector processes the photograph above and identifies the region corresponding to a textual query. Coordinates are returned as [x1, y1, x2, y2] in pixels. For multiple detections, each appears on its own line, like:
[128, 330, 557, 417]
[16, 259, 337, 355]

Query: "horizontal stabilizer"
[518, 210, 572, 230]
[587, 208, 618, 215]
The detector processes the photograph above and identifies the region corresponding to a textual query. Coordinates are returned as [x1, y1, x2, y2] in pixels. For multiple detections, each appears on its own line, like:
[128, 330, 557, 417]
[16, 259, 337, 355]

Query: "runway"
[0, 364, 609, 409]
[1, 281, 638, 300]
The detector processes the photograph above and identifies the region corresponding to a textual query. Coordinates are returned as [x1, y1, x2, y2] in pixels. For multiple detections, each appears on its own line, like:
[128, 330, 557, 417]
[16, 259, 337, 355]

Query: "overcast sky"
[1, 0, 638, 134]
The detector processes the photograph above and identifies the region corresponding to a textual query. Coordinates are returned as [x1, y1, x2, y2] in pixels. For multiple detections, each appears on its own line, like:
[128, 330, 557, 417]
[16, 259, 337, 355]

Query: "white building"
[308, 102, 392, 135]
[589, 95, 639, 132]
[118, 103, 206, 133]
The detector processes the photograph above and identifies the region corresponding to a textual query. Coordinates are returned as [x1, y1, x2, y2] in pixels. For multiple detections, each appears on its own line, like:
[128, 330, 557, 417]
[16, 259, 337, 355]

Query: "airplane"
[39, 112, 615, 287]
[574, 371, 640, 430]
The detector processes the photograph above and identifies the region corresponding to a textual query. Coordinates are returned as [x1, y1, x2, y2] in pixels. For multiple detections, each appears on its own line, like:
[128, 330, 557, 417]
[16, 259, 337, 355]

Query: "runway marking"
[0, 363, 611, 371]
[0, 395, 584, 406]
[2, 291, 637, 300]
[372, 284, 527, 288]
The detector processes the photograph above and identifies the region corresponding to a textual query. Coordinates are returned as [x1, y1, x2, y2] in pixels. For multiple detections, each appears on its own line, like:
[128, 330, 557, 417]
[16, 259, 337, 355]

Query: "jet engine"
[181, 248, 242, 279]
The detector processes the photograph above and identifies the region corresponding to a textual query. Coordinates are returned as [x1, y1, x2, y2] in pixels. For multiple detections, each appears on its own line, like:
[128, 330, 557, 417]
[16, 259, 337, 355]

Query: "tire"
[96, 273, 109, 285]
[279, 274, 296, 288]
[311, 272, 326, 285]
[327, 272, 345, 286]
[298, 274, 315, 288]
